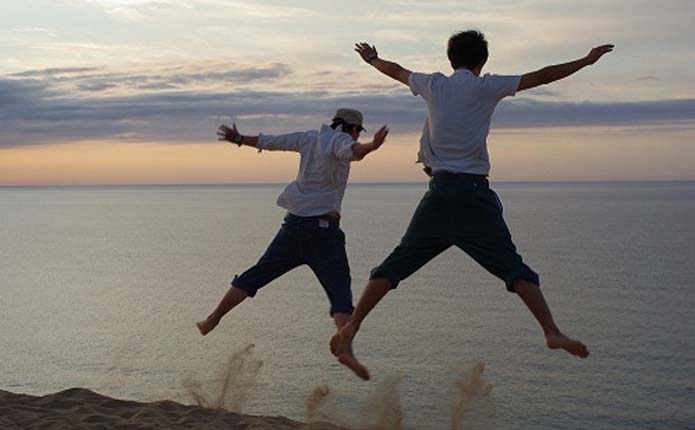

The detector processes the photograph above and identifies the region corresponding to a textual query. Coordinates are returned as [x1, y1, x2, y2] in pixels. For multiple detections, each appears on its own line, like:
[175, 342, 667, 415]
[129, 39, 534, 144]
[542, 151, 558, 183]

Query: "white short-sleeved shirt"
[257, 124, 357, 216]
[409, 69, 521, 175]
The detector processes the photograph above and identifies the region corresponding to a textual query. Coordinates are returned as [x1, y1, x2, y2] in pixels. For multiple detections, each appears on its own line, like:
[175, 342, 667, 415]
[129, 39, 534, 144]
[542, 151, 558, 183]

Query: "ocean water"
[1, 182, 694, 429]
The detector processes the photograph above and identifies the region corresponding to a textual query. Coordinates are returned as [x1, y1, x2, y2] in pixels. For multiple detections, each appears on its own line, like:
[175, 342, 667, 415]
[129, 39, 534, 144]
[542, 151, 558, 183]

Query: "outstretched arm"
[355, 43, 411, 86]
[217, 124, 258, 148]
[518, 44, 614, 92]
[351, 125, 389, 160]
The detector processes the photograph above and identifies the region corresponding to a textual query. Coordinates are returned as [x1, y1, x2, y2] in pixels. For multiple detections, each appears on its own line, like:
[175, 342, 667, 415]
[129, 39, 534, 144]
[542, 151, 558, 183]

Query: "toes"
[338, 354, 370, 381]
[569, 342, 589, 358]
[196, 321, 213, 336]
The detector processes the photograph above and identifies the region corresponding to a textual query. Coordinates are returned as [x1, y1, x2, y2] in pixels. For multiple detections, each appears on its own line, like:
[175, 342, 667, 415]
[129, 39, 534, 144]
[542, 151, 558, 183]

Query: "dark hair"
[330, 118, 358, 133]
[447, 30, 488, 70]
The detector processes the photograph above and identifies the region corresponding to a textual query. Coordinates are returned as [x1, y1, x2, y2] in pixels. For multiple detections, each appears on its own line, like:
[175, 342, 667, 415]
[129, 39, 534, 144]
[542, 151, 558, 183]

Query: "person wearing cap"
[196, 109, 389, 340]
[330, 31, 614, 380]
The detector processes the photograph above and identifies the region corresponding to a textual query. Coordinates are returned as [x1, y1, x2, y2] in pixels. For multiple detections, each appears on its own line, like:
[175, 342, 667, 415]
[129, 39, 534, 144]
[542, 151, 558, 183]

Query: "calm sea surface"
[1, 182, 694, 429]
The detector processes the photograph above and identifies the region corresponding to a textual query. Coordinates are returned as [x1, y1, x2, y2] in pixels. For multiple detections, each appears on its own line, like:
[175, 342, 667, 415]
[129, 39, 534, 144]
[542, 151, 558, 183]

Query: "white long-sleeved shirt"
[257, 124, 357, 216]
[409, 69, 521, 175]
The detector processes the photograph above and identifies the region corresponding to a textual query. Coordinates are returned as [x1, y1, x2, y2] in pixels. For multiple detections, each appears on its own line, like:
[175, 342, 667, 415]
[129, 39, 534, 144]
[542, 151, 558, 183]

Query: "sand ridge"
[0, 360, 492, 429]
[0, 388, 348, 430]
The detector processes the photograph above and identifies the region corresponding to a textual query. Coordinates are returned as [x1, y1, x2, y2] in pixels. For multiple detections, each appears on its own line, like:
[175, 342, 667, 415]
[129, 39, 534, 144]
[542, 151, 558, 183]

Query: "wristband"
[366, 54, 378, 64]
[232, 133, 243, 146]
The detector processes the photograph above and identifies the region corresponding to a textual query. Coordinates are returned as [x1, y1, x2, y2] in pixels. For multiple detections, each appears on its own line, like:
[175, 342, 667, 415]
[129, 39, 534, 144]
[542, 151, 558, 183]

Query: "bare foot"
[196, 318, 217, 336]
[330, 323, 354, 356]
[338, 351, 370, 381]
[331, 323, 369, 381]
[330, 325, 370, 380]
[546, 332, 589, 358]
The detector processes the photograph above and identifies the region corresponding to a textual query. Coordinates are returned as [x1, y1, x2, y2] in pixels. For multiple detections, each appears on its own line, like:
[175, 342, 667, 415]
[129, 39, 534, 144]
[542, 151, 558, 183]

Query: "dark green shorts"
[370, 173, 539, 292]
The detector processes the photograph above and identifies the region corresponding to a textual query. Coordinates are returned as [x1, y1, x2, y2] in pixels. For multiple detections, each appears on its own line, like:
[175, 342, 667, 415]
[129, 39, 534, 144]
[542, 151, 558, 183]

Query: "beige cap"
[333, 108, 366, 131]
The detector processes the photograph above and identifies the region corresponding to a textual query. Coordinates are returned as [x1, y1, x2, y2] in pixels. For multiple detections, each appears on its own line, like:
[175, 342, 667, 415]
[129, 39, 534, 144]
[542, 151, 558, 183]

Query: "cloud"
[5, 63, 292, 95]
[78, 82, 120, 92]
[2, 64, 695, 147]
[164, 64, 292, 86]
[12, 27, 57, 36]
[0, 78, 55, 102]
[71, 0, 319, 21]
[494, 98, 695, 128]
[199, 0, 319, 19]
[10, 67, 101, 78]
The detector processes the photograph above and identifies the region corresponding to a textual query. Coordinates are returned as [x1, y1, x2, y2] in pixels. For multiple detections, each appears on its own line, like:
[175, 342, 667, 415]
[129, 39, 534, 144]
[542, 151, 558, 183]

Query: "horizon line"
[2, 179, 695, 189]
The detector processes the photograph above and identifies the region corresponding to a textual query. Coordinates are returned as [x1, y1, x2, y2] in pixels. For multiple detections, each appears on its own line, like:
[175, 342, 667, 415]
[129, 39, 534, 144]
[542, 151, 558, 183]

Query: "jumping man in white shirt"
[197, 109, 388, 341]
[330, 31, 614, 380]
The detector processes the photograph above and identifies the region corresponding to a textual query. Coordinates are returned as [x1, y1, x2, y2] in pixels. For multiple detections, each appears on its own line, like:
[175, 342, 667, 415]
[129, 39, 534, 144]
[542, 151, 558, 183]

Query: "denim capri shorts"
[232, 213, 353, 316]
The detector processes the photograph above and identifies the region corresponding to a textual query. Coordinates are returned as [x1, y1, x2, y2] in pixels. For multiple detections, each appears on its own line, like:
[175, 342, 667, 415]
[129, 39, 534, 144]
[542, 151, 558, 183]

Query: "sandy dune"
[0, 388, 347, 430]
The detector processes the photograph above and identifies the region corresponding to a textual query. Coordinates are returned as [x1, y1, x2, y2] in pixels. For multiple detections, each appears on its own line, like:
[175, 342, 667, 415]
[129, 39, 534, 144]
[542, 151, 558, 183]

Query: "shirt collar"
[452, 68, 474, 77]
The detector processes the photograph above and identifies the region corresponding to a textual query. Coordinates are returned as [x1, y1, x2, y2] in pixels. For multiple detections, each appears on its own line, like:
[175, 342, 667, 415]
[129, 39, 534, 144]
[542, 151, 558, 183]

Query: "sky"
[1, 0, 694, 185]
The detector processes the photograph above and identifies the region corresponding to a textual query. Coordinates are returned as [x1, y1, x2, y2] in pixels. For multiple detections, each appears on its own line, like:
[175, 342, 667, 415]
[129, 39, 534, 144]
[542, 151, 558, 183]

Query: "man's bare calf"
[196, 286, 249, 336]
[513, 279, 589, 358]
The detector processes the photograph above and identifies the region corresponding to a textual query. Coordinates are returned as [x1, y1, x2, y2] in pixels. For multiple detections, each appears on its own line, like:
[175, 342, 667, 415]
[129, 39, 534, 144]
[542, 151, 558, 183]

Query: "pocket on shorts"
[489, 190, 504, 213]
[311, 229, 346, 263]
[473, 188, 503, 214]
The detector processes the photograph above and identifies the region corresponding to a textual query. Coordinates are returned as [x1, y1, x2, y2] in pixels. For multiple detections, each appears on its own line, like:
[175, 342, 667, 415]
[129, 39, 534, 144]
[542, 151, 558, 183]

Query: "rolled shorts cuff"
[369, 267, 401, 289]
[504, 269, 540, 293]
[231, 275, 258, 298]
[330, 305, 354, 317]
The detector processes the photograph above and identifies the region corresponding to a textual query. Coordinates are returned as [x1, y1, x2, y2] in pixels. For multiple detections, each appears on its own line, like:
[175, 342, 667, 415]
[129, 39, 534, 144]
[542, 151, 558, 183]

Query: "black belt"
[318, 215, 339, 221]
[286, 212, 340, 226]
[432, 171, 488, 181]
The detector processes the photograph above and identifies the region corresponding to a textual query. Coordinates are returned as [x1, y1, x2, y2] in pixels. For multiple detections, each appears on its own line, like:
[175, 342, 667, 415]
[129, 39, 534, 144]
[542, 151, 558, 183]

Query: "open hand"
[585, 44, 614, 65]
[217, 123, 239, 143]
[355, 42, 378, 64]
[372, 124, 389, 149]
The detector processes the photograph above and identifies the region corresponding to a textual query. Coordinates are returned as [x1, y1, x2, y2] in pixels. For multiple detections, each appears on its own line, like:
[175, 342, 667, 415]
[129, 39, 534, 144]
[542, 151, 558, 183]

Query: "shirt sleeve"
[257, 131, 310, 153]
[481, 74, 522, 101]
[332, 133, 358, 162]
[408, 72, 435, 99]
